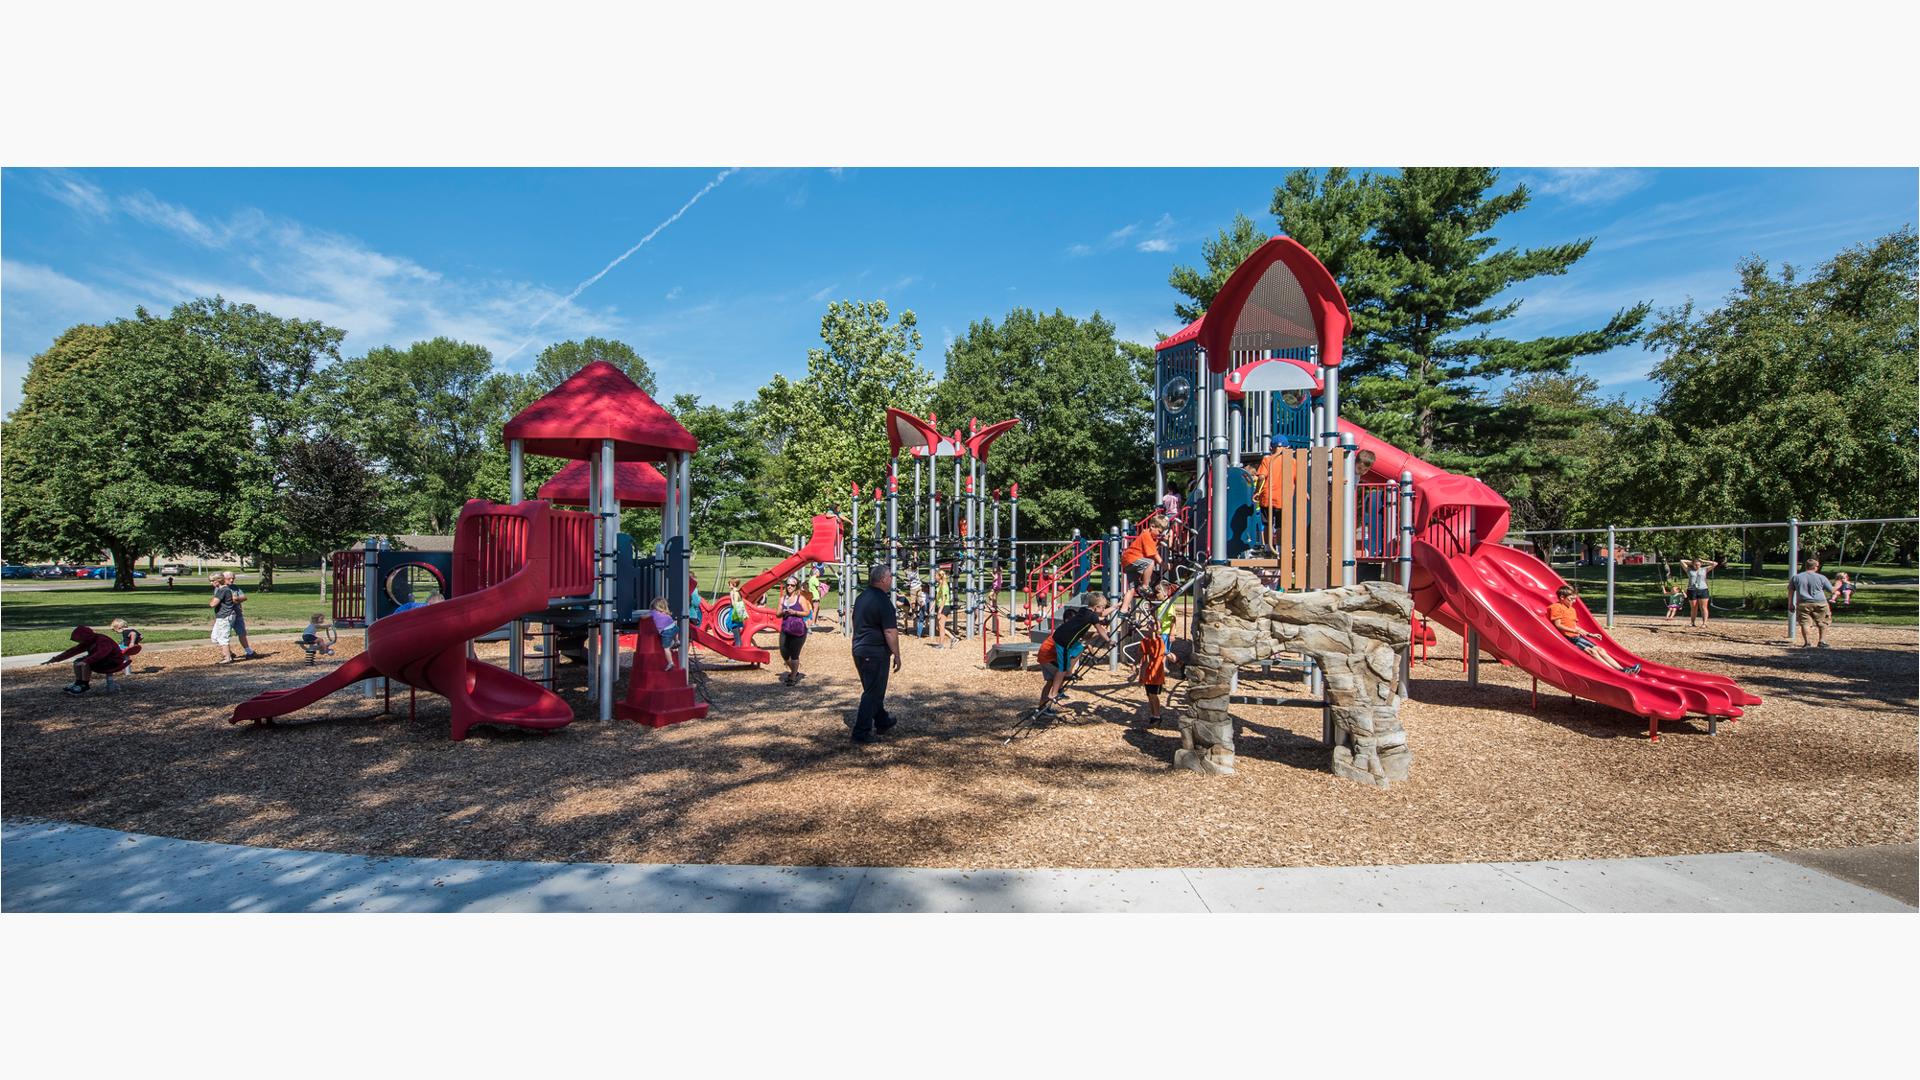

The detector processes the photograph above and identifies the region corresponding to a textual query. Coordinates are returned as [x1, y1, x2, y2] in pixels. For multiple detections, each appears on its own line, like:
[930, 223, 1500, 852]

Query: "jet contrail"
[502, 166, 737, 362]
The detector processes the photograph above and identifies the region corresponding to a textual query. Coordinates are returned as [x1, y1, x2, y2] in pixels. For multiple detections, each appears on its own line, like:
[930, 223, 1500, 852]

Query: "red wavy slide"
[688, 513, 843, 665]
[1339, 421, 1759, 739]
[232, 500, 574, 740]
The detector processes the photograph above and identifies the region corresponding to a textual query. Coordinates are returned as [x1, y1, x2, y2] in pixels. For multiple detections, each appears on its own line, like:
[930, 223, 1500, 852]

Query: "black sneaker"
[851, 731, 877, 745]
[1624, 664, 1642, 675]
[65, 683, 89, 695]
[875, 719, 897, 734]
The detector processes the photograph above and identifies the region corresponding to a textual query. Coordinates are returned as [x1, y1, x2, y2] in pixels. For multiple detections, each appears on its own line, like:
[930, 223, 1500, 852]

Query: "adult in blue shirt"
[849, 562, 902, 744]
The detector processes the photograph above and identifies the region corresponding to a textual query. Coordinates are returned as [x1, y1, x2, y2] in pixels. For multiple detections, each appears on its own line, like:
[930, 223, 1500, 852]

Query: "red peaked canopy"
[885, 407, 945, 457]
[965, 418, 1020, 462]
[536, 459, 667, 508]
[502, 361, 698, 462]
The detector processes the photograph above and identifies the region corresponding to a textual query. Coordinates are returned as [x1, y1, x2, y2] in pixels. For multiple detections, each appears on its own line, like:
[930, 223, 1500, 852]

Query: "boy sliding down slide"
[1547, 585, 1641, 675]
[1033, 594, 1113, 717]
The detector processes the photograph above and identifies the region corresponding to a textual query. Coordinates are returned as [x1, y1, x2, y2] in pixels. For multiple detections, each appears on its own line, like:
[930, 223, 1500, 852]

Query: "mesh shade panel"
[1229, 263, 1320, 354]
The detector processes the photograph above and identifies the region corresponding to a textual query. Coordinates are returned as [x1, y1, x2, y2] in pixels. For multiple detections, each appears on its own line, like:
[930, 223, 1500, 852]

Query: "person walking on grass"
[1546, 586, 1642, 675]
[209, 572, 254, 664]
[1790, 557, 1837, 649]
[849, 562, 901, 744]
[1679, 557, 1720, 626]
[777, 576, 810, 685]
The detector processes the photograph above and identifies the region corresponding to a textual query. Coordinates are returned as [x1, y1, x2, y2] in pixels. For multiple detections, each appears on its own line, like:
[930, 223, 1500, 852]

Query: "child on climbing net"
[651, 597, 679, 669]
[1662, 578, 1684, 622]
[1135, 589, 1172, 728]
[1547, 585, 1641, 675]
[1033, 593, 1113, 717]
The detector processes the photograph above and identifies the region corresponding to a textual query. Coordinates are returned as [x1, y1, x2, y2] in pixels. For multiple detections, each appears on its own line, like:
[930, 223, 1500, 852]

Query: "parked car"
[36, 565, 74, 579]
[1, 565, 36, 580]
[86, 567, 147, 579]
[159, 564, 185, 577]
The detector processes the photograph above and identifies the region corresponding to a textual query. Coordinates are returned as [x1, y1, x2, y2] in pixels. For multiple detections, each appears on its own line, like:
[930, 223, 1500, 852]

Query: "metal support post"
[1206, 362, 1229, 564]
[1340, 433, 1358, 586]
[508, 439, 524, 676]
[1786, 518, 1799, 641]
[599, 440, 619, 720]
[678, 451, 691, 677]
[1398, 471, 1416, 697]
[1605, 523, 1617, 630]
[1466, 504, 1480, 687]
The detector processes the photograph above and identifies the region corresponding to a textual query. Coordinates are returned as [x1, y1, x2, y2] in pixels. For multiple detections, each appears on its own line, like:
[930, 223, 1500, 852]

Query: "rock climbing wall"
[1179, 568, 1414, 787]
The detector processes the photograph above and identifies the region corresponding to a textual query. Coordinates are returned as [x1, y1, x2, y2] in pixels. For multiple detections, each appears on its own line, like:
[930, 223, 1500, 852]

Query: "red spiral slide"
[1339, 421, 1760, 739]
[231, 500, 575, 740]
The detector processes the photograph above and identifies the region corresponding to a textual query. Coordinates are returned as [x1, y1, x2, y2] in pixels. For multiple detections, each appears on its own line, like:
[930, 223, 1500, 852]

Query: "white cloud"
[883, 275, 918, 292]
[807, 284, 838, 303]
[1531, 168, 1652, 205]
[119, 191, 226, 246]
[2, 259, 144, 316]
[1072, 212, 1181, 256]
[665, 286, 683, 301]
[42, 171, 111, 219]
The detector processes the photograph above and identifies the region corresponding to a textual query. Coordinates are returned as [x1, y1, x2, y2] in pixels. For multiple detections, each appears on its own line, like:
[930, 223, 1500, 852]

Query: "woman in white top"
[1679, 557, 1720, 626]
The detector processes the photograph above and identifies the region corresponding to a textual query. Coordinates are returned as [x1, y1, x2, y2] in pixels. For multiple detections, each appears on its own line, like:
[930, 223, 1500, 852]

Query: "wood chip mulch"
[3, 615, 1913, 869]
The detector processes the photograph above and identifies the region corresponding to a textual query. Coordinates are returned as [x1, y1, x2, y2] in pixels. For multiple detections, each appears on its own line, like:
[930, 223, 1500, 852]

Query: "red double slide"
[231, 500, 574, 740]
[1339, 421, 1759, 739]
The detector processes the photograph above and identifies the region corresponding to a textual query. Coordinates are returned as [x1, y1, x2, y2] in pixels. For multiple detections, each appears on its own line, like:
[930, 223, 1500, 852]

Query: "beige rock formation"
[1176, 569, 1414, 787]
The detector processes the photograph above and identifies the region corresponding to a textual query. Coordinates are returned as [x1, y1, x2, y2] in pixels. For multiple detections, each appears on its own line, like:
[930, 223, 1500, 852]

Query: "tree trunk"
[110, 545, 137, 591]
[257, 552, 276, 591]
[146, 552, 158, 572]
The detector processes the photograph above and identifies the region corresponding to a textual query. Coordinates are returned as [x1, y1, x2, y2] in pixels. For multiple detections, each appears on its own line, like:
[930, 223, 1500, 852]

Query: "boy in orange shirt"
[1547, 585, 1640, 675]
[1120, 521, 1166, 603]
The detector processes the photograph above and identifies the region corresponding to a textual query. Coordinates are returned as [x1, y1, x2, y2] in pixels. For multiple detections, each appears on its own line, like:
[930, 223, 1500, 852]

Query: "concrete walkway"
[4, 820, 1911, 913]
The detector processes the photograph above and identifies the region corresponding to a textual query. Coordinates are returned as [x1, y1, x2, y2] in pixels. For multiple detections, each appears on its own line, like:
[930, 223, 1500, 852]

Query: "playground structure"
[241, 361, 844, 739]
[1061, 235, 1763, 743]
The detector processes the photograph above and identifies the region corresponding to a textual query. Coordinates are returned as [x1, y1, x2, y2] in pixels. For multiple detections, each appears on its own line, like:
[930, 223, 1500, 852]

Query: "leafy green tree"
[318, 338, 518, 533]
[669, 393, 775, 547]
[277, 434, 394, 556]
[753, 300, 933, 534]
[527, 337, 657, 398]
[1491, 372, 1631, 533]
[172, 296, 345, 587]
[1, 316, 250, 587]
[1583, 228, 1919, 561]
[929, 308, 1155, 535]
[1174, 169, 1648, 491]
[1167, 213, 1267, 324]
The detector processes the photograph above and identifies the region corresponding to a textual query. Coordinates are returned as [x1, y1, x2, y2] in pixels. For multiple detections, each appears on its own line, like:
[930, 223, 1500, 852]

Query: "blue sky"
[2, 167, 1913, 417]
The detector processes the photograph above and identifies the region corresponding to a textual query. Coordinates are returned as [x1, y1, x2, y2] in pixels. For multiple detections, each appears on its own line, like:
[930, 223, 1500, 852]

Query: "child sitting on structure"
[1033, 593, 1113, 716]
[299, 614, 338, 663]
[1547, 585, 1640, 675]
[111, 617, 143, 653]
[41, 625, 126, 695]
[1120, 520, 1167, 602]
[1662, 578, 1684, 622]
[651, 598, 679, 669]
[726, 578, 747, 645]
[1834, 572, 1855, 606]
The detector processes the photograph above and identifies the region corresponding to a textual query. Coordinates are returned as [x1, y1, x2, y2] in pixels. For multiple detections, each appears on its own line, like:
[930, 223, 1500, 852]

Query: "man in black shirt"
[849, 562, 901, 744]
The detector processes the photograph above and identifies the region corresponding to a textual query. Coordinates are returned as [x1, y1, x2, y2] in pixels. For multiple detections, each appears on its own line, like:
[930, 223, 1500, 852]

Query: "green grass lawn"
[1545, 558, 1918, 625]
[1, 570, 336, 656]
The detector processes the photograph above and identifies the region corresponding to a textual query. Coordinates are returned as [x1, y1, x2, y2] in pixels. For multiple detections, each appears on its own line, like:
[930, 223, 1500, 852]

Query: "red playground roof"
[502, 361, 698, 462]
[536, 459, 667, 508]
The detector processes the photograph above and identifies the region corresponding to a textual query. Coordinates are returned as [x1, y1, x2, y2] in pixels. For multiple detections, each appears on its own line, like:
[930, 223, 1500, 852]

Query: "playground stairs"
[616, 629, 709, 728]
